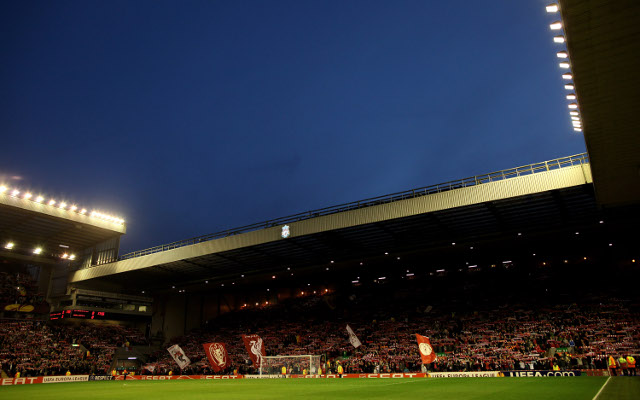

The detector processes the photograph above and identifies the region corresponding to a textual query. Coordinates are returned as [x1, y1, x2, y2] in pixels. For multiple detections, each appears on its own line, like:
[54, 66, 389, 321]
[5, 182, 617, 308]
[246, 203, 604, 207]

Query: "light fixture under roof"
[568, 103, 579, 109]
[574, 128, 583, 132]
[48, 200, 56, 206]
[570, 111, 579, 116]
[11, 189, 20, 197]
[546, 4, 559, 13]
[562, 73, 573, 80]
[559, 61, 571, 69]
[5, 242, 14, 250]
[0, 186, 6, 193]
[549, 21, 562, 30]
[33, 247, 42, 255]
[556, 51, 568, 58]
[566, 94, 576, 100]
[24, 193, 32, 200]
[564, 84, 575, 90]
[35, 196, 44, 203]
[553, 36, 565, 43]
[571, 116, 580, 121]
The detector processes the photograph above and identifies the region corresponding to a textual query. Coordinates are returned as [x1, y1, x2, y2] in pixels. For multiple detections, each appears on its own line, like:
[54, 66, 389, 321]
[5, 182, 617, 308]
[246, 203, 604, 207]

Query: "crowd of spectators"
[144, 291, 639, 375]
[0, 271, 46, 311]
[0, 320, 147, 377]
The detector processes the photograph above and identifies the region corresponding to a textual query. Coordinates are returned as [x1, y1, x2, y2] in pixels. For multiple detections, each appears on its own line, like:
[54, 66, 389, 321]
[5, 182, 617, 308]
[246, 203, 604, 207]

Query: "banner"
[167, 344, 191, 369]
[502, 370, 582, 377]
[429, 371, 499, 378]
[415, 334, 436, 364]
[346, 325, 362, 348]
[88, 376, 113, 381]
[203, 342, 229, 372]
[43, 375, 90, 383]
[242, 334, 266, 367]
[116, 375, 242, 380]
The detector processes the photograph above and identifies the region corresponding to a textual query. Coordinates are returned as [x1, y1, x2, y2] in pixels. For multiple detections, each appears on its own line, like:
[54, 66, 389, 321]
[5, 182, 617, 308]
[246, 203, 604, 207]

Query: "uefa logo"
[281, 225, 290, 239]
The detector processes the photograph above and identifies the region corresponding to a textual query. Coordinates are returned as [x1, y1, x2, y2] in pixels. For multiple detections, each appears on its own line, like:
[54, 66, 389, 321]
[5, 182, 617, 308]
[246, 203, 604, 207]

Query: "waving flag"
[346, 324, 362, 348]
[203, 342, 229, 372]
[242, 334, 266, 367]
[167, 344, 191, 369]
[416, 334, 436, 364]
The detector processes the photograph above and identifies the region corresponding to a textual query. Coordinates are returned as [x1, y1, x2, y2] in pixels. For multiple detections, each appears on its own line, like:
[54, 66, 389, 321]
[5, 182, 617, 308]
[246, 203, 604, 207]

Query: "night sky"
[1, 1, 585, 254]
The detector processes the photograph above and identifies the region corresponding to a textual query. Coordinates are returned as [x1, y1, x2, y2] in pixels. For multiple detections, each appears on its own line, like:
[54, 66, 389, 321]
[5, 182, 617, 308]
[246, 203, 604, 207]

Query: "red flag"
[242, 334, 266, 367]
[416, 334, 437, 364]
[203, 343, 228, 372]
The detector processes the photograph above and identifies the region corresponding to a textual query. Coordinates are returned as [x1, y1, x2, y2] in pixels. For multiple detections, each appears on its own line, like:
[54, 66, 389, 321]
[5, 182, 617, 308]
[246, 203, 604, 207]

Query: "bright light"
[562, 73, 573, 80]
[5, 242, 14, 250]
[59, 202, 67, 209]
[48, 200, 56, 206]
[571, 116, 580, 121]
[0, 186, 6, 193]
[574, 128, 583, 132]
[436, 269, 445, 272]
[556, 51, 568, 58]
[550, 21, 562, 30]
[61, 253, 69, 259]
[33, 247, 42, 255]
[570, 111, 579, 116]
[568, 103, 579, 109]
[546, 4, 559, 13]
[559, 61, 570, 69]
[572, 121, 582, 126]
[11, 189, 20, 197]
[564, 84, 575, 90]
[553, 36, 565, 43]
[566, 94, 576, 100]
[23, 193, 32, 200]
[80, 209, 87, 214]
[35, 196, 44, 203]
[70, 205, 77, 211]
[69, 254, 76, 260]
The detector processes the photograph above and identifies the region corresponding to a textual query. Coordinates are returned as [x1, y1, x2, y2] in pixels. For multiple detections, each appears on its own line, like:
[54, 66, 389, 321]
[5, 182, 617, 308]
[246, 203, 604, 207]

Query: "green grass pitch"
[1, 377, 638, 400]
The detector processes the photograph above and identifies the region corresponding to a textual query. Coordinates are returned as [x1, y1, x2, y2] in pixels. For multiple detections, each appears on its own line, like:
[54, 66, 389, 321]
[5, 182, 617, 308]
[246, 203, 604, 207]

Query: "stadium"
[1, 1, 639, 399]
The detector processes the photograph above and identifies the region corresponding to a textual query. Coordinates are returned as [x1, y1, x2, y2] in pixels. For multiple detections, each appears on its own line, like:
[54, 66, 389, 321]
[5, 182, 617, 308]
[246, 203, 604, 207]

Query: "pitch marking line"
[592, 376, 611, 400]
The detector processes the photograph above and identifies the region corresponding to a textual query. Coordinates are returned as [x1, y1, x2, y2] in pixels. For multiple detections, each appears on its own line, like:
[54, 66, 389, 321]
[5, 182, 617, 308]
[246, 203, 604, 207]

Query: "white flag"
[346, 324, 362, 348]
[167, 344, 191, 369]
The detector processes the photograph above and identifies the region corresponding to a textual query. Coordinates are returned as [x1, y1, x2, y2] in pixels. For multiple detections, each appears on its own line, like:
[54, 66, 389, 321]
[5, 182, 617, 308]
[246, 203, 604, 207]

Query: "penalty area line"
[592, 376, 611, 400]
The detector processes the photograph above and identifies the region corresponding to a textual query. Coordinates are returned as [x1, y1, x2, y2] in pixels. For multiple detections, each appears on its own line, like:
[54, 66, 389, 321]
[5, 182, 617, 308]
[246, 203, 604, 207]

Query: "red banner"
[203, 342, 229, 372]
[242, 334, 266, 367]
[416, 334, 437, 364]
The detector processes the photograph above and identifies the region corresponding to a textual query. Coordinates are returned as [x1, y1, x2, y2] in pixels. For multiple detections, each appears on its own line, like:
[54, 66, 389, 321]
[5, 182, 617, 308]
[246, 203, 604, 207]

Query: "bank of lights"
[546, 3, 583, 134]
[1, 184, 125, 225]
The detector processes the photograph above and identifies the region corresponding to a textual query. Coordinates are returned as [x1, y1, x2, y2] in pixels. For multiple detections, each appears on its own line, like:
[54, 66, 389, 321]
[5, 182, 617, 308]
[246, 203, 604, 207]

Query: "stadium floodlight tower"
[260, 354, 322, 376]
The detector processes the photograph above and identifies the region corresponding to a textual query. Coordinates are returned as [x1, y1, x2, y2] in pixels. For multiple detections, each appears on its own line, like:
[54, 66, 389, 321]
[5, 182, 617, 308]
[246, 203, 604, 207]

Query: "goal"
[259, 355, 322, 376]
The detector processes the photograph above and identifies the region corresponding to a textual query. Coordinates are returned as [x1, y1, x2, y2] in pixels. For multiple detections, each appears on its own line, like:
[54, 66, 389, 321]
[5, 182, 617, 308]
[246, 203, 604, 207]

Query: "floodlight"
[564, 84, 574, 90]
[70, 205, 77, 211]
[11, 189, 19, 197]
[24, 193, 32, 200]
[571, 117, 580, 121]
[5, 242, 14, 250]
[566, 94, 576, 100]
[568, 103, 578, 109]
[574, 128, 582, 132]
[49, 200, 56, 206]
[33, 247, 42, 255]
[553, 36, 565, 43]
[559, 61, 570, 69]
[549, 21, 562, 30]
[35, 196, 44, 203]
[570, 111, 579, 116]
[546, 4, 559, 13]
[69, 254, 76, 260]
[80, 209, 87, 214]
[556, 51, 568, 58]
[0, 186, 6, 193]
[59, 202, 67, 209]
[562, 73, 573, 80]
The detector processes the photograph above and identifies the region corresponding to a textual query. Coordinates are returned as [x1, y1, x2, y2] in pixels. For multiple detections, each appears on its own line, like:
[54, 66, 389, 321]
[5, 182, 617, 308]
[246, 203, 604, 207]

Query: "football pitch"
[1, 377, 639, 400]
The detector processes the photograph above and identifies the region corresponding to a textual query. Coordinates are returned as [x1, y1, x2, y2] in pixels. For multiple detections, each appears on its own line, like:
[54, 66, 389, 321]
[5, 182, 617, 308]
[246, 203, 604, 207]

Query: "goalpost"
[259, 355, 322, 376]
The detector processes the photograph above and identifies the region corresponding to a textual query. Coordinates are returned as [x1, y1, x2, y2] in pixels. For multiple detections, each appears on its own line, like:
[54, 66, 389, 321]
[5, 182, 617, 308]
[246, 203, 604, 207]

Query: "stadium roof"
[68, 154, 635, 294]
[559, 0, 640, 206]
[0, 187, 126, 264]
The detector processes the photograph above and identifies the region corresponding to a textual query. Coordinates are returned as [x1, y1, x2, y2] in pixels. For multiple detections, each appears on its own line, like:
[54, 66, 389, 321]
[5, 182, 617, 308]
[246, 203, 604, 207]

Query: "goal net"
[259, 355, 322, 376]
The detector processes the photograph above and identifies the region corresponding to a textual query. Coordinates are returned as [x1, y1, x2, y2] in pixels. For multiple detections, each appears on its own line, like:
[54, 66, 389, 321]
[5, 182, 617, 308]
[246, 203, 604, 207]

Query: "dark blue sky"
[1, 1, 585, 254]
